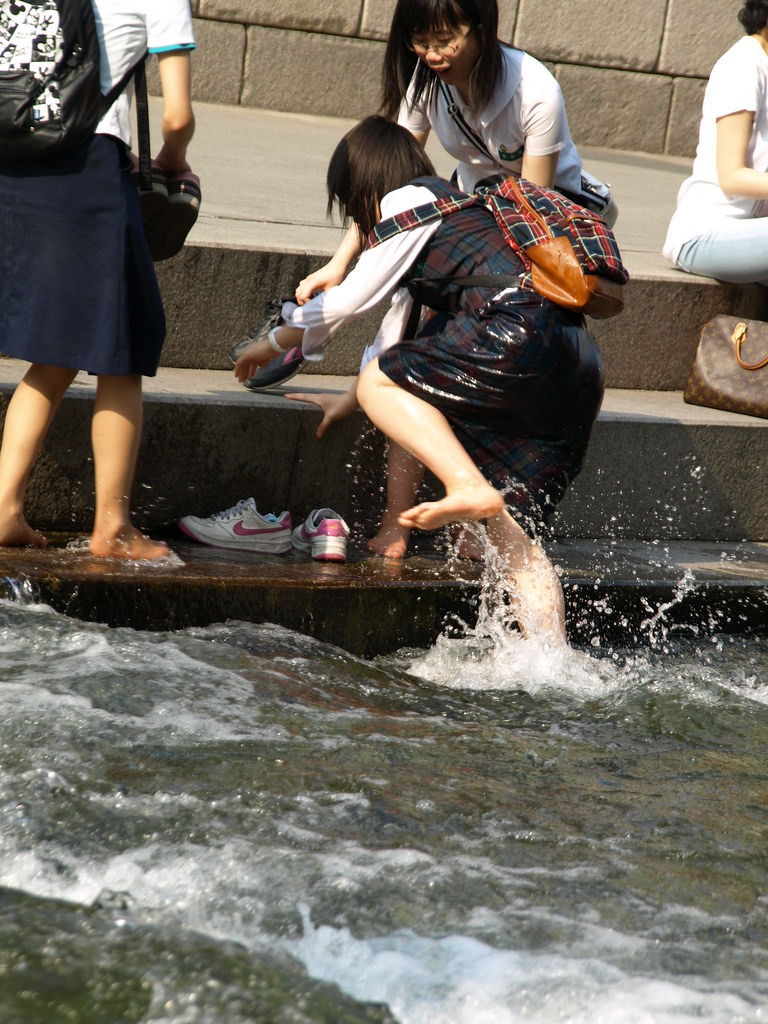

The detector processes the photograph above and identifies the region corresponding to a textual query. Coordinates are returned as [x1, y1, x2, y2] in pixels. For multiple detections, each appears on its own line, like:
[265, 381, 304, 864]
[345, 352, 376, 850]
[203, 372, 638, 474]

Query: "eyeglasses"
[406, 27, 474, 57]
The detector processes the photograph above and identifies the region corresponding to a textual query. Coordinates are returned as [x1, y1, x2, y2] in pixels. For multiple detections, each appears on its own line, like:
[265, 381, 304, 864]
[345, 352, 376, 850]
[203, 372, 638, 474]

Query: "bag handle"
[732, 321, 768, 371]
[502, 176, 558, 242]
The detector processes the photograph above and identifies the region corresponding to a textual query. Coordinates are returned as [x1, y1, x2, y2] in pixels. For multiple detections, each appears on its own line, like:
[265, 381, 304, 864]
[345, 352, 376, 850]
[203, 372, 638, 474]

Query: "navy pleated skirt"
[0, 134, 165, 376]
[378, 293, 604, 534]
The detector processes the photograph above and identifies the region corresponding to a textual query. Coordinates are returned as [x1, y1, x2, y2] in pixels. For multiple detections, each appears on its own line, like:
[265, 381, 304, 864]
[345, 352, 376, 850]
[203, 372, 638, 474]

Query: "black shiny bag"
[0, 0, 141, 161]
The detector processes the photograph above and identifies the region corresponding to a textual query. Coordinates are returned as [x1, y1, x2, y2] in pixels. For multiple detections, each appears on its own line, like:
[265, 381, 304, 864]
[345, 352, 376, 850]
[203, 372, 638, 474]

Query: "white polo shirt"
[92, 0, 195, 145]
[398, 44, 583, 194]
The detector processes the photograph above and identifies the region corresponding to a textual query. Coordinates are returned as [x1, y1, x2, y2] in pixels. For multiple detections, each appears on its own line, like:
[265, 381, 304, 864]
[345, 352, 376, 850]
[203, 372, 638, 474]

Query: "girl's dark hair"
[739, 1, 768, 33]
[381, 0, 503, 118]
[327, 115, 437, 238]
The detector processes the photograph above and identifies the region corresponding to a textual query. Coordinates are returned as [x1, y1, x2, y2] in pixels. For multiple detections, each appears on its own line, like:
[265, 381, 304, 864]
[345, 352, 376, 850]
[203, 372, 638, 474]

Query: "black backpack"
[0, 0, 142, 160]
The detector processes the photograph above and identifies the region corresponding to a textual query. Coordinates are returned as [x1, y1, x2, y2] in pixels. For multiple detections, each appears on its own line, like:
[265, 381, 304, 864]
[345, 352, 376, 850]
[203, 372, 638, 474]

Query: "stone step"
[1, 362, 766, 543]
[1, 537, 766, 655]
[156, 242, 768, 393]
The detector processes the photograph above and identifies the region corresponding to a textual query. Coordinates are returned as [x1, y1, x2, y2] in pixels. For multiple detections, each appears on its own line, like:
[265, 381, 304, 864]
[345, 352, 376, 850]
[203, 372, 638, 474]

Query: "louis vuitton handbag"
[684, 315, 768, 419]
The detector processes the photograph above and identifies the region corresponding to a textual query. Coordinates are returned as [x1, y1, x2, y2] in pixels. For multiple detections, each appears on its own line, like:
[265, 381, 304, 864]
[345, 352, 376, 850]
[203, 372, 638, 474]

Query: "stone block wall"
[177, 0, 734, 157]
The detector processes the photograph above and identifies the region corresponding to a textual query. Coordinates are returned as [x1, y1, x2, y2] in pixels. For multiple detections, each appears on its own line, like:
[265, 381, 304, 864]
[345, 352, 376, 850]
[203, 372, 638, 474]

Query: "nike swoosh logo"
[233, 522, 283, 536]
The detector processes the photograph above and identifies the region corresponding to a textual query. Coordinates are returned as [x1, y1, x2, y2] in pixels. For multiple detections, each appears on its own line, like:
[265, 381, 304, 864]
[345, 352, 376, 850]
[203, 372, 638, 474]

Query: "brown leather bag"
[502, 176, 626, 319]
[367, 175, 629, 319]
[684, 315, 768, 419]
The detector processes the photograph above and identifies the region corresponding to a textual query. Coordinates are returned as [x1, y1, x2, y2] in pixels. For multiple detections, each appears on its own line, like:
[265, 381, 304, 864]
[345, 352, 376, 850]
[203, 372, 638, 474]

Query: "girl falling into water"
[234, 117, 604, 645]
[292, 0, 614, 560]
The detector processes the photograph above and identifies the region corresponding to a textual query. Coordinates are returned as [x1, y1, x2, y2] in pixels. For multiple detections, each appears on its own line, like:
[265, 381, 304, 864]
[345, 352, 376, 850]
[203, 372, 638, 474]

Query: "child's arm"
[233, 324, 305, 382]
[295, 225, 362, 305]
[285, 382, 359, 438]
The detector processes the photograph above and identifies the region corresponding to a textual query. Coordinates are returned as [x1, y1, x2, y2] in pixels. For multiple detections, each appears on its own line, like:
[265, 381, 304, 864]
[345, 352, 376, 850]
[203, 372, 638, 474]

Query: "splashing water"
[0, 575, 38, 604]
[415, 527, 620, 696]
[638, 568, 698, 648]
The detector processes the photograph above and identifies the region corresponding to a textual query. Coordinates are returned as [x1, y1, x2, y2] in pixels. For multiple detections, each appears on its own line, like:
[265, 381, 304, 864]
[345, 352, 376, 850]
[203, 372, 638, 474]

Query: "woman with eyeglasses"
[383, 0, 604, 202]
[296, 0, 616, 310]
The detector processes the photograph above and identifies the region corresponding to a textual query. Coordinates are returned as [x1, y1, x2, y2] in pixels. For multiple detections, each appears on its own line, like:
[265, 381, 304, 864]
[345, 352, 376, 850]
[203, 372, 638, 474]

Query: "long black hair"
[739, 1, 768, 33]
[380, 0, 503, 119]
[327, 115, 437, 238]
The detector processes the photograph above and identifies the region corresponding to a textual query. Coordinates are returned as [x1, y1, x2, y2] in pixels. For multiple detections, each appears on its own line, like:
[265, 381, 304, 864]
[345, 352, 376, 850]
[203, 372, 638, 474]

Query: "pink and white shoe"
[292, 508, 349, 562]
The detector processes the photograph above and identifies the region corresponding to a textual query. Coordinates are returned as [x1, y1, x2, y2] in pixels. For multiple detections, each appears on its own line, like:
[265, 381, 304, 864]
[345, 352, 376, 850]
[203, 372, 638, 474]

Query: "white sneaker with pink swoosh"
[178, 497, 292, 553]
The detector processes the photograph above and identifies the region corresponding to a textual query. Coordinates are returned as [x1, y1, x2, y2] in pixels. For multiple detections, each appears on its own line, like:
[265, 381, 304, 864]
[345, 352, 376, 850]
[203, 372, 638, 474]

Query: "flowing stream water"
[0, 583, 767, 1023]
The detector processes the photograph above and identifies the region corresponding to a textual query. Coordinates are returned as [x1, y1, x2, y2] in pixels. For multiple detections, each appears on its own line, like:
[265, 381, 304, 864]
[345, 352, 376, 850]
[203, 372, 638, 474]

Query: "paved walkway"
[153, 99, 693, 281]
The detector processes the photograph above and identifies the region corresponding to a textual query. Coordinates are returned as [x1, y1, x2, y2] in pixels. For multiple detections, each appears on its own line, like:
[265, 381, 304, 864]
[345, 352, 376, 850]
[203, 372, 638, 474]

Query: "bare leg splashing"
[357, 360, 566, 644]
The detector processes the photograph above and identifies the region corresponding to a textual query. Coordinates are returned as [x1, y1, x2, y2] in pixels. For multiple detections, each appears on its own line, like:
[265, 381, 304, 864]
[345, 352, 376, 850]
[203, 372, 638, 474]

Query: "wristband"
[267, 327, 283, 353]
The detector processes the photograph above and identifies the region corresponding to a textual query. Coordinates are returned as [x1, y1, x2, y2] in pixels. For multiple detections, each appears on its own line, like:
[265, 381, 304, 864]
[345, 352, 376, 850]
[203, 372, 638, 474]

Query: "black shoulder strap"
[133, 58, 152, 192]
[438, 80, 496, 163]
[403, 297, 423, 340]
[103, 52, 148, 110]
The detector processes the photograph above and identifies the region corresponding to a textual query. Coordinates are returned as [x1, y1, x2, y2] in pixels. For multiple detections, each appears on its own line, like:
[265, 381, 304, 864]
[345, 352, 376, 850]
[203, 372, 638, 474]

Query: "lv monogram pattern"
[684, 315, 768, 420]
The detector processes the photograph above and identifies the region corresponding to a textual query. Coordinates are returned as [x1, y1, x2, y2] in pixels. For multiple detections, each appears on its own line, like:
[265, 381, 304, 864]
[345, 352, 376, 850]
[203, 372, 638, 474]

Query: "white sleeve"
[146, 0, 195, 52]
[518, 58, 568, 157]
[708, 47, 760, 119]
[282, 185, 441, 361]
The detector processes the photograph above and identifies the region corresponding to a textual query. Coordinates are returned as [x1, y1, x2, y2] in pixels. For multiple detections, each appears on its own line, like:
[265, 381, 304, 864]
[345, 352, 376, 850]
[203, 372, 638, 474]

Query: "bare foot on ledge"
[367, 517, 410, 559]
[0, 515, 48, 548]
[90, 526, 170, 561]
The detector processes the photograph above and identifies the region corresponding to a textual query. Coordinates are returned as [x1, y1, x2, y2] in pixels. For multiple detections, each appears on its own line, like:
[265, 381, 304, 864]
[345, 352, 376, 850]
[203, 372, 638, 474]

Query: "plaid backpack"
[0, 0, 141, 160]
[368, 175, 629, 319]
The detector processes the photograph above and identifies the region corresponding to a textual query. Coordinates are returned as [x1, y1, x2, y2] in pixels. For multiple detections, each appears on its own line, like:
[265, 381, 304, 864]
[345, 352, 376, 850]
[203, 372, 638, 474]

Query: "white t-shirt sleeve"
[145, 2, 195, 53]
[93, 0, 195, 144]
[708, 44, 760, 119]
[517, 56, 568, 157]
[282, 184, 441, 363]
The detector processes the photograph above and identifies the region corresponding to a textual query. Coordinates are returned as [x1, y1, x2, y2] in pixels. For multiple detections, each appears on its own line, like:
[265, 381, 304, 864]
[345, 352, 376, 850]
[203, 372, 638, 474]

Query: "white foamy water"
[406, 629, 629, 697]
[289, 911, 766, 1024]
